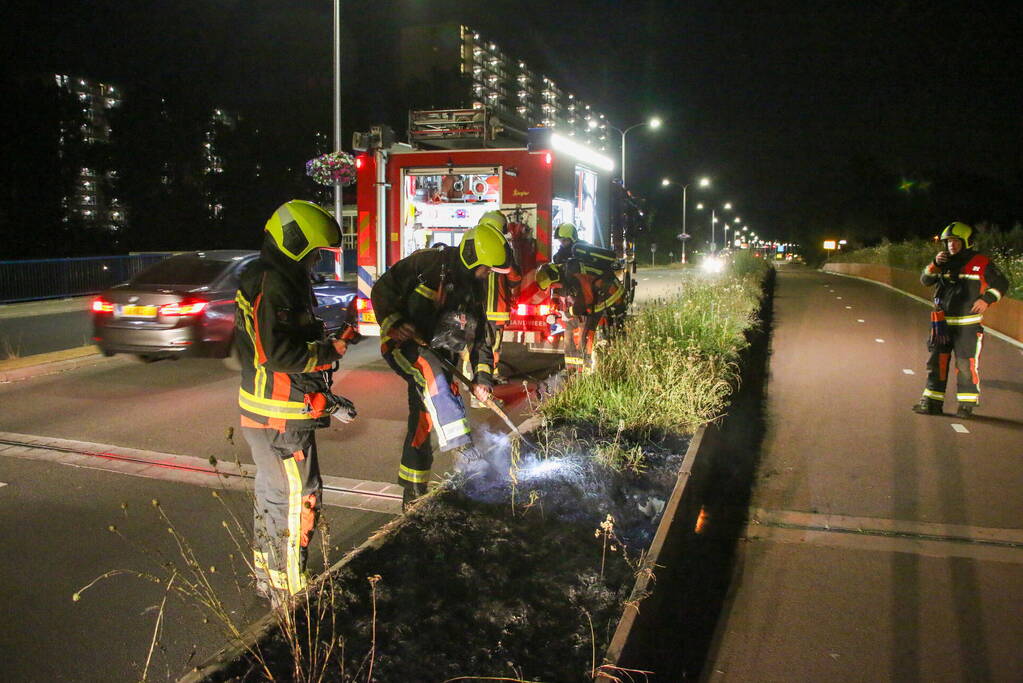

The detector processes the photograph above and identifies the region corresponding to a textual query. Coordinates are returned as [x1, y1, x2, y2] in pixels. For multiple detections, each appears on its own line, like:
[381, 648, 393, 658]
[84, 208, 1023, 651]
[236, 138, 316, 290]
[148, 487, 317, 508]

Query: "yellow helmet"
[535, 263, 561, 290]
[940, 221, 974, 249]
[555, 222, 578, 241]
[264, 200, 341, 262]
[478, 210, 508, 233]
[460, 223, 511, 273]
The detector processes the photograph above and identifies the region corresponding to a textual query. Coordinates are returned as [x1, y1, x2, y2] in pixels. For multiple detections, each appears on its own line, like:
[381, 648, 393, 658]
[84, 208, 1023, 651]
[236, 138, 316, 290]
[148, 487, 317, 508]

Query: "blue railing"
[0, 253, 174, 304]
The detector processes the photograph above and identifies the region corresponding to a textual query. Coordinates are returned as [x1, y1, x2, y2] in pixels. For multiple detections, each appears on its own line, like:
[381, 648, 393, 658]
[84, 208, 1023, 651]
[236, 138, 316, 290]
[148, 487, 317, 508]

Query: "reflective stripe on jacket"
[921, 250, 1010, 319]
[235, 247, 340, 431]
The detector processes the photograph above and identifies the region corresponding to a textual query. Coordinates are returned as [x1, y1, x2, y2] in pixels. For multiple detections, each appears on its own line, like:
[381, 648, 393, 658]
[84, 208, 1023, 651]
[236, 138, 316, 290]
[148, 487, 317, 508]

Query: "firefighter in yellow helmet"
[235, 200, 357, 602]
[912, 221, 1009, 418]
[553, 222, 578, 264]
[371, 222, 512, 508]
[534, 258, 626, 372]
[475, 211, 521, 383]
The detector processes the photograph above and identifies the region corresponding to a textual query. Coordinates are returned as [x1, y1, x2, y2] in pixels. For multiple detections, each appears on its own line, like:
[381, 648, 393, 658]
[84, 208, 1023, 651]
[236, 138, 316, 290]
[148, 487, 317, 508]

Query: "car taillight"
[92, 297, 114, 313]
[159, 299, 209, 316]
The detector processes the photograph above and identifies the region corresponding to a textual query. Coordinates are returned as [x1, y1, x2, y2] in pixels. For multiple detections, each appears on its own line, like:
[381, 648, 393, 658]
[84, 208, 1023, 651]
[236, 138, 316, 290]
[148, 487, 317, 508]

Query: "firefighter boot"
[402, 482, 428, 511]
[955, 404, 975, 419]
[911, 397, 943, 415]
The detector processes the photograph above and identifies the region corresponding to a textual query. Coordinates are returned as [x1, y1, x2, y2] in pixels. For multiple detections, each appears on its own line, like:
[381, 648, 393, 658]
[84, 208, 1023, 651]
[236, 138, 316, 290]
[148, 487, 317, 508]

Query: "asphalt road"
[705, 265, 1023, 681]
[0, 265, 686, 681]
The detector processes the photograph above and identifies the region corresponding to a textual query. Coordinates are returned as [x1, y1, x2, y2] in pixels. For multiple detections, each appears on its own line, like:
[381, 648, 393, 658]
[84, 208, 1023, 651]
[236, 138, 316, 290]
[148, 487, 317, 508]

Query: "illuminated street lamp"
[696, 201, 733, 254]
[605, 116, 662, 186]
[661, 176, 711, 263]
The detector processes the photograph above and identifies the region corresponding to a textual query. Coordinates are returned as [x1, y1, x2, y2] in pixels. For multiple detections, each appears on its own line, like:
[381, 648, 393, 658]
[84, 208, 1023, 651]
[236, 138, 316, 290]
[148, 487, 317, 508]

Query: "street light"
[607, 116, 662, 186]
[333, 0, 344, 277]
[661, 176, 711, 263]
[696, 201, 733, 254]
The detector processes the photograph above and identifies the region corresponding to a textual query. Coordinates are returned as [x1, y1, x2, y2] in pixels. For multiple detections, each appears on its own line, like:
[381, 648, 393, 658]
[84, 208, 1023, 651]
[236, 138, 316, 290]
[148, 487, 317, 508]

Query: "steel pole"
[681, 184, 687, 261]
[620, 131, 627, 186]
[333, 0, 344, 279]
[711, 208, 716, 254]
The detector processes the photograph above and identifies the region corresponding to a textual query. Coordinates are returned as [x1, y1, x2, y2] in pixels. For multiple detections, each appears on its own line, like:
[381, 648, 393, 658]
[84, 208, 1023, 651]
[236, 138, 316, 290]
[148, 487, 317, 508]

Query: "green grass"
[540, 255, 769, 438]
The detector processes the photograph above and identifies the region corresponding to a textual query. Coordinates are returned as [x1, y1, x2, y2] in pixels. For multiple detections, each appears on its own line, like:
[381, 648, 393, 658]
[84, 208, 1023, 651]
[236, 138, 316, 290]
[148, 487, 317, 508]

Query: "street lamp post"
[605, 117, 661, 186]
[333, 0, 344, 278]
[662, 176, 710, 263]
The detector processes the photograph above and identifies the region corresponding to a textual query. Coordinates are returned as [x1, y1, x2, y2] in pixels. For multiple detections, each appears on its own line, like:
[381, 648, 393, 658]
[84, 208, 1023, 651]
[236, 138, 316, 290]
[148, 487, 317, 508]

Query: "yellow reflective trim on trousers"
[415, 283, 439, 300]
[946, 315, 982, 325]
[380, 312, 402, 337]
[253, 550, 291, 590]
[956, 393, 979, 403]
[923, 389, 945, 400]
[283, 457, 308, 594]
[565, 356, 585, 365]
[593, 286, 623, 313]
[399, 464, 430, 483]
[238, 389, 312, 419]
[476, 363, 492, 375]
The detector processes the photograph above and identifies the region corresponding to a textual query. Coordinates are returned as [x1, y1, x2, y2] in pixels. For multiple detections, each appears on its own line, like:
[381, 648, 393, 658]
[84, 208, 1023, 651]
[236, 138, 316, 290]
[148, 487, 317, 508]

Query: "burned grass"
[212, 433, 686, 682]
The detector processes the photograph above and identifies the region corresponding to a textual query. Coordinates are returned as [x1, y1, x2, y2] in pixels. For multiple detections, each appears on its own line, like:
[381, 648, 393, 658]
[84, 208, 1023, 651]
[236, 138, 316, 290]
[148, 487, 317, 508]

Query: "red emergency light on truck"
[353, 110, 636, 354]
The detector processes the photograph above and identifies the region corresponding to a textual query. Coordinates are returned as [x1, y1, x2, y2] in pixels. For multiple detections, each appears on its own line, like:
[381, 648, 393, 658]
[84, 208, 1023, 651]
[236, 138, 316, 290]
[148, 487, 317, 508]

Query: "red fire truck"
[352, 109, 638, 353]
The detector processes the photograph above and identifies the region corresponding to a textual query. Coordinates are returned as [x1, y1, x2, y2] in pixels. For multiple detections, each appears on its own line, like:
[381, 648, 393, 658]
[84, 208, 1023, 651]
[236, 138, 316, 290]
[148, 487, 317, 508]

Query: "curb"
[0, 346, 112, 383]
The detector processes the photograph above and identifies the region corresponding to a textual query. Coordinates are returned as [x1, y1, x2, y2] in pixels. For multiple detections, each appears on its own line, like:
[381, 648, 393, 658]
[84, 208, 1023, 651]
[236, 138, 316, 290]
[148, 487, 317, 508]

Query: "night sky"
[9, 0, 1023, 247]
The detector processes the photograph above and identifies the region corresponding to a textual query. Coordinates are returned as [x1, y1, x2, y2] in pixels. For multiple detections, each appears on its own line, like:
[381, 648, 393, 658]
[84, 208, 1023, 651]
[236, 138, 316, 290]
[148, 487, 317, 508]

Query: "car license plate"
[120, 304, 158, 318]
[361, 310, 377, 324]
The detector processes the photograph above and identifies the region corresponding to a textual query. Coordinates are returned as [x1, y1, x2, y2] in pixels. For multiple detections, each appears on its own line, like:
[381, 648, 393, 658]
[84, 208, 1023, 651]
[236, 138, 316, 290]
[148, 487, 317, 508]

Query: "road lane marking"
[951, 424, 970, 433]
[0, 482, 6, 488]
[902, 369, 915, 374]
[845, 306, 852, 309]
[836, 296, 843, 299]
[0, 431, 402, 515]
[875, 338, 885, 343]
[857, 319, 865, 323]
[749, 508, 1023, 563]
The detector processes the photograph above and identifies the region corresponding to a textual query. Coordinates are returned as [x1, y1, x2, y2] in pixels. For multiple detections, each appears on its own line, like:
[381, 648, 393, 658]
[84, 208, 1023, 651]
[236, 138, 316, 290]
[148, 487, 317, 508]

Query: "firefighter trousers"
[243, 426, 321, 595]
[382, 340, 471, 487]
[922, 323, 984, 406]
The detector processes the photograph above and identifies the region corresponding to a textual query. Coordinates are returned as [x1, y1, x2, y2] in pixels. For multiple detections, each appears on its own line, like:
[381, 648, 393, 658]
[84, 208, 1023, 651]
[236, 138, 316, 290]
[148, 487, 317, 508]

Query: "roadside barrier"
[0, 253, 173, 304]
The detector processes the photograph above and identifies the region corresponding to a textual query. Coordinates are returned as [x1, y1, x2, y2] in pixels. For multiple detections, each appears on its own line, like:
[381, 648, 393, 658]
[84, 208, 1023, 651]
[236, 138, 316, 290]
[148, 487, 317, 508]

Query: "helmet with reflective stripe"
[459, 223, 511, 273]
[535, 263, 561, 290]
[479, 210, 508, 233]
[555, 222, 578, 241]
[265, 200, 341, 262]
[940, 221, 974, 249]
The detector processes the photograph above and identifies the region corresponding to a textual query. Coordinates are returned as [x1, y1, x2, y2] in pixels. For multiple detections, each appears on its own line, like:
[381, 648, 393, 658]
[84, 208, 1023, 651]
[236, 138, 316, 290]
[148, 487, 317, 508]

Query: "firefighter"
[371, 222, 512, 509]
[535, 260, 626, 371]
[235, 200, 357, 601]
[479, 211, 522, 381]
[912, 221, 1010, 418]
[552, 222, 578, 264]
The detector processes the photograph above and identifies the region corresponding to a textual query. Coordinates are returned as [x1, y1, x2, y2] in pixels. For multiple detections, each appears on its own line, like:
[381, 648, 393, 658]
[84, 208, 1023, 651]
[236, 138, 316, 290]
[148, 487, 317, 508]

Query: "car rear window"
[132, 255, 232, 286]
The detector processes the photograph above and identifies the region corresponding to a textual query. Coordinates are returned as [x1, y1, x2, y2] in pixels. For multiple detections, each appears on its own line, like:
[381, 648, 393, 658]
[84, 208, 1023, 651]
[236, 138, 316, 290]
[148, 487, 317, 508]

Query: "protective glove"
[304, 392, 357, 423]
[928, 309, 950, 350]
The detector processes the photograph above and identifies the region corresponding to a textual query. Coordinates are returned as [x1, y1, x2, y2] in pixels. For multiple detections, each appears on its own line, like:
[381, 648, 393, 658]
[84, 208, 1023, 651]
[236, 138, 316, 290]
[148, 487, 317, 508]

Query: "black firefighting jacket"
[235, 243, 342, 431]
[921, 248, 1010, 325]
[371, 246, 495, 385]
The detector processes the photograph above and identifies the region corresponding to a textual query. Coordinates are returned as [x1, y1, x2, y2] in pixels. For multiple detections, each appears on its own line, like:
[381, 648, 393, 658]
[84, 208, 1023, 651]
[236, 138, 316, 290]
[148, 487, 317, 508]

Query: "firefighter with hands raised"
[912, 221, 1010, 418]
[371, 218, 513, 509]
[235, 200, 357, 602]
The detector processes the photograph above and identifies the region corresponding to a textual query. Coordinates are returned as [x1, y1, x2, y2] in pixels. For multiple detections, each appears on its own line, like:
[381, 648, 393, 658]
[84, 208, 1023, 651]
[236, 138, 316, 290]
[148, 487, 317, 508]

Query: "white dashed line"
[951, 424, 970, 434]
[837, 296, 843, 300]
[875, 338, 885, 343]
[0, 482, 6, 488]
[902, 369, 915, 375]
[858, 319, 865, 323]
[845, 306, 852, 309]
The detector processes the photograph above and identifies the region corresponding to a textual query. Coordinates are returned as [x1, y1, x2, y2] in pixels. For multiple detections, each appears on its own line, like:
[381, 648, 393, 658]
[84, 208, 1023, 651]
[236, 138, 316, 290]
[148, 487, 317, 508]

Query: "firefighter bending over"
[371, 221, 512, 509]
[535, 259, 626, 371]
[912, 221, 1009, 419]
[235, 200, 357, 601]
[478, 211, 522, 382]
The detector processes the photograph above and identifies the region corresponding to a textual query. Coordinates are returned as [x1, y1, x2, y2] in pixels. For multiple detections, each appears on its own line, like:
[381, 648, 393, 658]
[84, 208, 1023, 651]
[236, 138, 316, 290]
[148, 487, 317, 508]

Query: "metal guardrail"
[0, 253, 173, 304]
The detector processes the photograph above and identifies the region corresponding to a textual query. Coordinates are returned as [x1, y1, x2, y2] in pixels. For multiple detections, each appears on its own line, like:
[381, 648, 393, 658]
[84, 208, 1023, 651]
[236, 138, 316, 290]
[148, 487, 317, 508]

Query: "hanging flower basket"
[305, 151, 357, 187]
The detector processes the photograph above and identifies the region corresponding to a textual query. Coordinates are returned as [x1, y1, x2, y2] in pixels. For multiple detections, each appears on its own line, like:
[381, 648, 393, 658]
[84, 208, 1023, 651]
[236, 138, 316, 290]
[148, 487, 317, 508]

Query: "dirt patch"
[213, 430, 687, 681]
